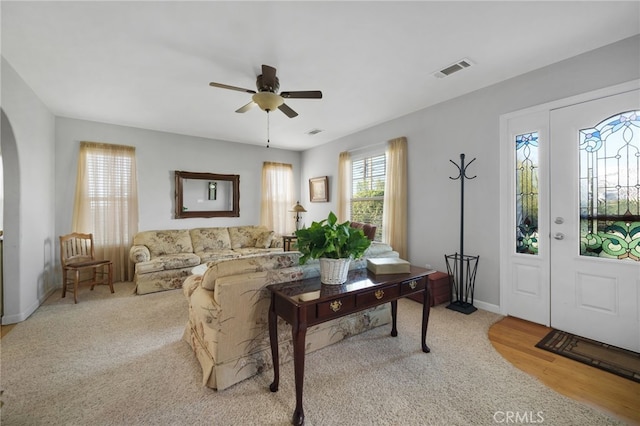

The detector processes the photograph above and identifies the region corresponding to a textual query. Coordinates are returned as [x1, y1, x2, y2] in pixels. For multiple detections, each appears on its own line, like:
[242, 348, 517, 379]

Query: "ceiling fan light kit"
[252, 91, 284, 112]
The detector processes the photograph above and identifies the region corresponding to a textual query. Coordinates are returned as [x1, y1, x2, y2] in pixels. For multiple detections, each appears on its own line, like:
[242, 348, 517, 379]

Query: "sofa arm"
[130, 245, 151, 263]
[183, 274, 202, 299]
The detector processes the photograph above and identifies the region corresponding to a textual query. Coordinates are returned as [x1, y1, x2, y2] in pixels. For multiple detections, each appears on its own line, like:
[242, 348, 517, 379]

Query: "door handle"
[553, 232, 565, 240]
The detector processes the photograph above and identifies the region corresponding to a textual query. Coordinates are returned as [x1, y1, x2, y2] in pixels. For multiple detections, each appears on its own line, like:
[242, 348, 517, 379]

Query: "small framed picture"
[309, 176, 329, 202]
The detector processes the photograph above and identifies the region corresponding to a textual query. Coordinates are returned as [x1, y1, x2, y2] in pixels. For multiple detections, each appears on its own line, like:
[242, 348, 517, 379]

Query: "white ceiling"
[2, 1, 639, 151]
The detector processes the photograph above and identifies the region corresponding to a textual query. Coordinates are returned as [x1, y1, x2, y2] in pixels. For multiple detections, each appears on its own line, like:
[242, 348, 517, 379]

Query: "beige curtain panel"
[383, 137, 408, 259]
[72, 141, 139, 281]
[337, 151, 352, 223]
[260, 162, 294, 235]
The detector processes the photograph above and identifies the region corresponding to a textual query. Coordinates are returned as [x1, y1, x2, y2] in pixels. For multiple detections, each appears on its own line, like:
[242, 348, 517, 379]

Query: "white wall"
[1, 57, 57, 324]
[300, 35, 640, 310]
[54, 117, 301, 235]
[4, 35, 638, 323]
[0, 160, 4, 229]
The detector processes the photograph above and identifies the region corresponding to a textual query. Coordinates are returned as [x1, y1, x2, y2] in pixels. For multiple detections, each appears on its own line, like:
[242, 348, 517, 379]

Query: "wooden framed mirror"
[175, 171, 240, 218]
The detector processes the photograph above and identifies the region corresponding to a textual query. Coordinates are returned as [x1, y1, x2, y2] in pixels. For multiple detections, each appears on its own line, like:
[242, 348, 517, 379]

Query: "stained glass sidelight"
[580, 110, 640, 261]
[515, 132, 539, 255]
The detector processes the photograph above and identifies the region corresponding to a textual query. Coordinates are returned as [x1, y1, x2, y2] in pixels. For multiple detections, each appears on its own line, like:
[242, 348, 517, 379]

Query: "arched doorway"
[1, 109, 20, 322]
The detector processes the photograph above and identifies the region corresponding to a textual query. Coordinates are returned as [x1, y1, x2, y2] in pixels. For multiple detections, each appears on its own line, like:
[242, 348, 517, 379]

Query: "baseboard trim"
[2, 287, 57, 325]
[473, 299, 500, 314]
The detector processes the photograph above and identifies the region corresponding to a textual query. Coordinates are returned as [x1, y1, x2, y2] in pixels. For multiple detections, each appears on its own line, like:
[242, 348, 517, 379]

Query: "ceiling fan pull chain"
[266, 111, 270, 148]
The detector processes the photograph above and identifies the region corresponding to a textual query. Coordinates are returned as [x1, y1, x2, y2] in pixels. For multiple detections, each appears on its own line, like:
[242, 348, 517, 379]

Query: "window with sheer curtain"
[338, 137, 407, 258]
[260, 162, 294, 235]
[72, 142, 138, 281]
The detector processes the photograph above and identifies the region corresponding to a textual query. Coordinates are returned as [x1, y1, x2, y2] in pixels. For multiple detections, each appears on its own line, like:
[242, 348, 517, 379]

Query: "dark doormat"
[536, 329, 640, 383]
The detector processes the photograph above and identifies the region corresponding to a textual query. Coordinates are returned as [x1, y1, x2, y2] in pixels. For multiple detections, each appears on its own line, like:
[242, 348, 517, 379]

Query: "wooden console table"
[267, 266, 434, 425]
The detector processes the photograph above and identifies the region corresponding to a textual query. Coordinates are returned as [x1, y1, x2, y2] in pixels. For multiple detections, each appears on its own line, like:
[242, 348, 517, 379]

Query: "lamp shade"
[252, 92, 284, 112]
[291, 201, 307, 213]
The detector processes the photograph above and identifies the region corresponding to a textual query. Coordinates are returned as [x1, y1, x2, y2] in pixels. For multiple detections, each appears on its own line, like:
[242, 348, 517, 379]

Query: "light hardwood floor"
[489, 316, 640, 425]
[1, 323, 15, 338]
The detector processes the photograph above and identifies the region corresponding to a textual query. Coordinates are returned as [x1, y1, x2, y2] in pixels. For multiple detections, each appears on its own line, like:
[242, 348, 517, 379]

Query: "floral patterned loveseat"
[182, 242, 399, 391]
[129, 226, 283, 295]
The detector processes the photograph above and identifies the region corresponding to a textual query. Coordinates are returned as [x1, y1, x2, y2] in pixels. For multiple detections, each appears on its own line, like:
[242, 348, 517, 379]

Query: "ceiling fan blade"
[209, 82, 256, 94]
[235, 101, 256, 113]
[278, 103, 298, 118]
[261, 65, 277, 90]
[280, 90, 323, 99]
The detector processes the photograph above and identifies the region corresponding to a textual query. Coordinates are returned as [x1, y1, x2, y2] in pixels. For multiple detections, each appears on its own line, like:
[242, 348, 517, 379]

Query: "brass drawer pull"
[375, 290, 385, 300]
[409, 280, 417, 289]
[330, 300, 342, 312]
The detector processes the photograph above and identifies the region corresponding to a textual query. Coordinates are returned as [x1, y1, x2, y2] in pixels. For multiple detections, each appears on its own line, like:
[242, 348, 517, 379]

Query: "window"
[580, 110, 640, 261]
[83, 151, 134, 239]
[260, 162, 294, 235]
[515, 132, 539, 255]
[73, 142, 138, 281]
[351, 153, 385, 240]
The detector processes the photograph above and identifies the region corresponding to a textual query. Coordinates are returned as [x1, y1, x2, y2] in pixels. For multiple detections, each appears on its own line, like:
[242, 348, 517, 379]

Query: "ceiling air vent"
[433, 58, 474, 79]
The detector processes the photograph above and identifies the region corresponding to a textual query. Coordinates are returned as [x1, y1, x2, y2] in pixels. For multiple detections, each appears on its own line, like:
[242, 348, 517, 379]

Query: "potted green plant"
[295, 211, 371, 284]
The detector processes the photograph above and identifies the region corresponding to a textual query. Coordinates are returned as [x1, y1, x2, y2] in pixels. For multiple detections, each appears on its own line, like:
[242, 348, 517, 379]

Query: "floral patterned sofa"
[129, 226, 283, 295]
[181, 242, 399, 391]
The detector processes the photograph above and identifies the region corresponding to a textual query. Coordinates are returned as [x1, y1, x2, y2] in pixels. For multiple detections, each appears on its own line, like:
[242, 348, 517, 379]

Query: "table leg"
[292, 312, 307, 425]
[269, 295, 279, 392]
[422, 284, 431, 353]
[390, 300, 398, 337]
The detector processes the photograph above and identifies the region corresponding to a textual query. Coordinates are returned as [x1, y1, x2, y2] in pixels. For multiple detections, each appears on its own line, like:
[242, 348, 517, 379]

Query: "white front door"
[550, 90, 640, 352]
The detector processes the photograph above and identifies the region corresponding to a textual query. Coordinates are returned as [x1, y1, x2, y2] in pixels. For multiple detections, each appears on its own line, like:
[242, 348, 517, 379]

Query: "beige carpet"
[0, 282, 624, 425]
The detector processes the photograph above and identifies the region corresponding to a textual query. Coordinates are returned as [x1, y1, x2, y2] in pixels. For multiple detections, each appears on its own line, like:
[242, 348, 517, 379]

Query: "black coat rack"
[445, 153, 479, 315]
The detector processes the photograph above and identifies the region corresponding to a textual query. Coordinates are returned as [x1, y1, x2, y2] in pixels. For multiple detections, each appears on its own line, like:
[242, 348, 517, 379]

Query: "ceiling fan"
[209, 64, 322, 118]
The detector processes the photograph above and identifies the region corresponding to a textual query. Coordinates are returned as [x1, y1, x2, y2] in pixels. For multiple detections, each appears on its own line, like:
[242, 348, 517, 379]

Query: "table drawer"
[400, 277, 425, 295]
[356, 285, 399, 307]
[317, 296, 355, 319]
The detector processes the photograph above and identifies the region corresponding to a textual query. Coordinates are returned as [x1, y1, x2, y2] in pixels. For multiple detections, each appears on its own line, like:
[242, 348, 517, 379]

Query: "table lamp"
[290, 201, 307, 231]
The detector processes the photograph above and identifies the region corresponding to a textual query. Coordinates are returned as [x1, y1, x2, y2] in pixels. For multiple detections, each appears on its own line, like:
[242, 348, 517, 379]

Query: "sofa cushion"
[233, 247, 282, 256]
[133, 229, 194, 257]
[201, 252, 300, 291]
[254, 230, 275, 248]
[135, 259, 164, 274]
[196, 249, 239, 264]
[228, 226, 270, 249]
[136, 253, 200, 273]
[190, 228, 232, 252]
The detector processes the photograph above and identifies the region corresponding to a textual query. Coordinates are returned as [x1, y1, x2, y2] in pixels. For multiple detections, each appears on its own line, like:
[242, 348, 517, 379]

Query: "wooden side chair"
[59, 232, 114, 303]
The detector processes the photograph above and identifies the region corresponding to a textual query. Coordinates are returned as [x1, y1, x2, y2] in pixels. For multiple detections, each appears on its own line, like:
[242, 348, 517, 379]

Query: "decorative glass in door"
[515, 132, 539, 255]
[580, 110, 640, 261]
